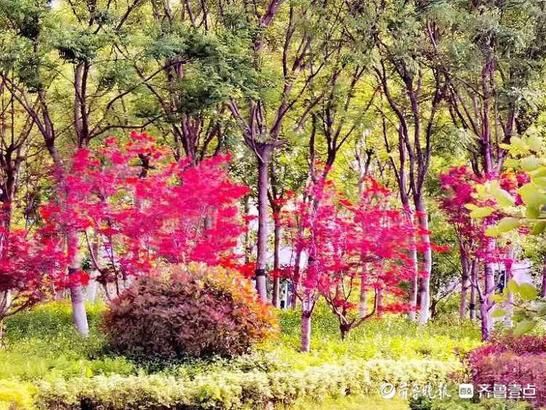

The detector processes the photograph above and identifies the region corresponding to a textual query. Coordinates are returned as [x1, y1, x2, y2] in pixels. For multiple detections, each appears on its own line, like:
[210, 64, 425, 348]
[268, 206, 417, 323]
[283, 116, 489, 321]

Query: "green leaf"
[530, 167, 546, 178]
[491, 294, 505, 303]
[526, 205, 540, 219]
[491, 186, 515, 207]
[531, 221, 546, 235]
[517, 283, 539, 301]
[492, 308, 506, 318]
[527, 134, 544, 152]
[510, 137, 530, 155]
[464, 203, 478, 211]
[519, 183, 546, 207]
[521, 156, 541, 172]
[485, 226, 500, 237]
[507, 279, 520, 294]
[497, 217, 520, 233]
[504, 158, 519, 168]
[513, 320, 536, 336]
[533, 176, 546, 188]
[469, 206, 495, 219]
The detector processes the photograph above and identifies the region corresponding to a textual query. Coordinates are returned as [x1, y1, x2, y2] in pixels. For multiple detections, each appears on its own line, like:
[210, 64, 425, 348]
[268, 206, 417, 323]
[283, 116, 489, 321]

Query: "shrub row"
[26, 359, 461, 409]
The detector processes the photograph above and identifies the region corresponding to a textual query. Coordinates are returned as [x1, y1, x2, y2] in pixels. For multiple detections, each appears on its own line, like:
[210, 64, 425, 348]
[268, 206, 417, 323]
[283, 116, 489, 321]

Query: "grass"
[0, 301, 484, 409]
[266, 304, 481, 368]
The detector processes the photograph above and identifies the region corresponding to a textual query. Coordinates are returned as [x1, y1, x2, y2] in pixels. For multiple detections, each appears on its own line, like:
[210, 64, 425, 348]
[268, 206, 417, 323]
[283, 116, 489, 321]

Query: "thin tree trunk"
[300, 308, 311, 352]
[408, 246, 419, 321]
[255, 146, 272, 302]
[540, 256, 546, 298]
[359, 265, 367, 318]
[67, 230, 89, 336]
[481, 236, 496, 341]
[503, 251, 514, 329]
[272, 218, 281, 308]
[0, 318, 4, 346]
[86, 234, 100, 303]
[469, 259, 477, 320]
[479, 296, 491, 341]
[459, 248, 470, 319]
[243, 196, 251, 264]
[376, 287, 383, 317]
[415, 197, 432, 324]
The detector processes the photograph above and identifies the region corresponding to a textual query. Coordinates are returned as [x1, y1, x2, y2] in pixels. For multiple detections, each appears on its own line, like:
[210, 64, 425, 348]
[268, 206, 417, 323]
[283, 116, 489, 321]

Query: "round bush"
[103, 265, 277, 360]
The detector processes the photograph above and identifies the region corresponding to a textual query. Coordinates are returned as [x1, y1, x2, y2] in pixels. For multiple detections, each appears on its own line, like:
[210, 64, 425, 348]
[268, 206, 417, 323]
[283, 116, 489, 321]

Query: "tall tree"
[372, 0, 448, 324]
[442, 0, 546, 339]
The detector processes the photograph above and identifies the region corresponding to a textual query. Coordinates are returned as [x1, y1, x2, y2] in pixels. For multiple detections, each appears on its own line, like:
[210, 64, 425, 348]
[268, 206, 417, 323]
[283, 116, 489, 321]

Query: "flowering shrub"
[103, 264, 277, 360]
[468, 336, 546, 407]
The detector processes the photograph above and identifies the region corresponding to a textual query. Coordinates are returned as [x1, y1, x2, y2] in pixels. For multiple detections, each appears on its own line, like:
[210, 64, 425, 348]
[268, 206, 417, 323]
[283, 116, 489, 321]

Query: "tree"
[226, 0, 347, 302]
[0, 227, 65, 338]
[372, 0, 448, 324]
[41, 132, 249, 293]
[471, 131, 546, 334]
[283, 176, 419, 350]
[442, 165, 527, 339]
[441, 0, 546, 338]
[439, 166, 484, 320]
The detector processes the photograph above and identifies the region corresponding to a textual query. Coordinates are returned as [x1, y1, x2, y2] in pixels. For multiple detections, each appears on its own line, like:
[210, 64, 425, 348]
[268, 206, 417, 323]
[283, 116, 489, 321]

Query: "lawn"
[0, 301, 487, 409]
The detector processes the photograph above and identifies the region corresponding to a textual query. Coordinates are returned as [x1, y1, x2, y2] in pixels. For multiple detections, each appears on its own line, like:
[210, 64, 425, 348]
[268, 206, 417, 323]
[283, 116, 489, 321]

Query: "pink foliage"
[40, 132, 249, 287]
[282, 177, 419, 335]
[468, 336, 546, 407]
[0, 227, 65, 318]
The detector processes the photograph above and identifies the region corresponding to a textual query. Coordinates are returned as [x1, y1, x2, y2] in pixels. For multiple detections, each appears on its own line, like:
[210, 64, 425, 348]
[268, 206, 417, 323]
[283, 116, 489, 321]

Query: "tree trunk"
[481, 237, 496, 341]
[376, 287, 383, 317]
[479, 296, 491, 341]
[255, 146, 272, 302]
[86, 235, 100, 303]
[300, 309, 311, 352]
[415, 197, 431, 324]
[243, 196, 252, 264]
[67, 230, 89, 336]
[408, 246, 419, 321]
[541, 255, 546, 298]
[469, 259, 477, 320]
[503, 257, 514, 329]
[459, 249, 470, 320]
[272, 217, 281, 308]
[359, 270, 367, 318]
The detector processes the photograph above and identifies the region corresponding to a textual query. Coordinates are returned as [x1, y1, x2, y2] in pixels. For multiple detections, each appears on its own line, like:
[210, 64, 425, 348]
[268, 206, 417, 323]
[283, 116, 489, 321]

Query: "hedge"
[30, 359, 462, 409]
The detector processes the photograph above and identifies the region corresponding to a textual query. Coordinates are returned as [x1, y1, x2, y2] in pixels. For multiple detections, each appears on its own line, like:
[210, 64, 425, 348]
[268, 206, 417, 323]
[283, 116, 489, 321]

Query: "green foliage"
[1, 302, 134, 381]
[0, 300, 484, 409]
[410, 396, 532, 410]
[35, 359, 461, 410]
[271, 306, 480, 366]
[0, 380, 36, 410]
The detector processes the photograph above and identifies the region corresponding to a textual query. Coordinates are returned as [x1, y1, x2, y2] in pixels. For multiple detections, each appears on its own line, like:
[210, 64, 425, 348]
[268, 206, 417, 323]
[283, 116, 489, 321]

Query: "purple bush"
[468, 336, 546, 407]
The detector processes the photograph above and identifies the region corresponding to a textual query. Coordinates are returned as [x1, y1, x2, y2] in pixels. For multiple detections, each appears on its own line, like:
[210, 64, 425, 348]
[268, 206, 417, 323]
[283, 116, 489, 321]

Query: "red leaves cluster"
[41, 132, 249, 283]
[0, 227, 65, 318]
[283, 177, 419, 320]
[439, 166, 526, 266]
